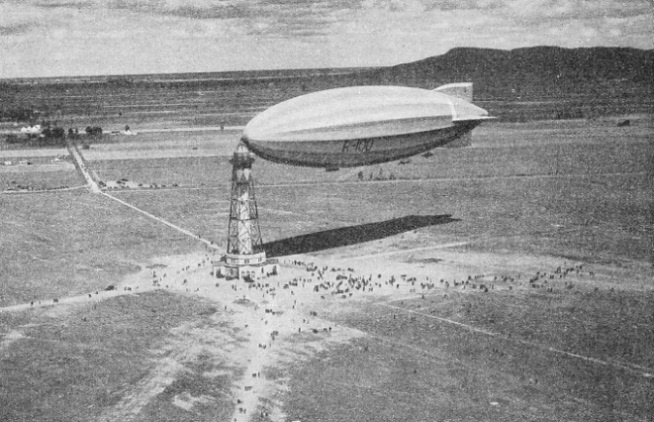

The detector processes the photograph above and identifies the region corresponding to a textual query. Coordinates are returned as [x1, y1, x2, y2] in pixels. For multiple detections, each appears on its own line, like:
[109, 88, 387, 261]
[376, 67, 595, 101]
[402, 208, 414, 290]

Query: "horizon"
[0, 64, 373, 82]
[1, 0, 652, 79]
[1, 44, 651, 83]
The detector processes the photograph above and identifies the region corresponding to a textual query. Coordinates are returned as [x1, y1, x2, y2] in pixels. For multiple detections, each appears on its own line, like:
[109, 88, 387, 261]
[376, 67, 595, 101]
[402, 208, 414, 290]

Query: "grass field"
[275, 257, 654, 421]
[108, 168, 651, 266]
[1, 112, 652, 421]
[0, 167, 84, 191]
[0, 190, 201, 307]
[0, 290, 236, 422]
[86, 117, 653, 185]
[308, 285, 653, 421]
[79, 117, 652, 266]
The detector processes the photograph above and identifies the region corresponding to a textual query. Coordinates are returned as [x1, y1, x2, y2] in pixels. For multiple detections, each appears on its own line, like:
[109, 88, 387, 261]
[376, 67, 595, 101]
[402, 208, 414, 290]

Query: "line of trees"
[4, 125, 103, 147]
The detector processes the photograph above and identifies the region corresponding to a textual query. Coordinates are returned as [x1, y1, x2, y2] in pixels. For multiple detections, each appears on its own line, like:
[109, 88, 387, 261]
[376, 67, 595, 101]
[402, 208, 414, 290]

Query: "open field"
[108, 171, 651, 265]
[0, 190, 202, 306]
[0, 290, 237, 422]
[1, 107, 652, 421]
[274, 245, 654, 421]
[286, 299, 653, 422]
[96, 117, 652, 265]
[4, 243, 651, 421]
[0, 167, 83, 191]
[80, 117, 653, 186]
[0, 146, 81, 191]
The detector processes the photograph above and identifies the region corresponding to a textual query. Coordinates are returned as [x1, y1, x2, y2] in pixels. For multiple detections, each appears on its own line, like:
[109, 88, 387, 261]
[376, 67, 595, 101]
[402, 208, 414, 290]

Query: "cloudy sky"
[0, 0, 652, 78]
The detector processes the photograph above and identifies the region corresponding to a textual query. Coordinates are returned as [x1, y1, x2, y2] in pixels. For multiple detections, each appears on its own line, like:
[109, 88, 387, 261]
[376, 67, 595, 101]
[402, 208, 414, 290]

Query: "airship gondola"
[241, 83, 493, 168]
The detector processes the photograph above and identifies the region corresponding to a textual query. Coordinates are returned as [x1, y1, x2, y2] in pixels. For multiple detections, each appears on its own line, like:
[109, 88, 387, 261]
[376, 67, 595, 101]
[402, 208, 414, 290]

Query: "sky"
[0, 0, 652, 78]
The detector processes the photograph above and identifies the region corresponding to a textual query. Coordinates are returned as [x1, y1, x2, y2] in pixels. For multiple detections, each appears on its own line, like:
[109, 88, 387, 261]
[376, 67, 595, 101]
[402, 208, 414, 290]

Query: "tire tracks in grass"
[99, 191, 219, 250]
[66, 135, 218, 251]
[378, 302, 654, 378]
[65, 137, 102, 193]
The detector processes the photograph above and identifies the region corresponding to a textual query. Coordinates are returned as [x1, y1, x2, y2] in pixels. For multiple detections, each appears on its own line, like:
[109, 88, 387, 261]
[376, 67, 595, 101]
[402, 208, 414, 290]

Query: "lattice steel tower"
[227, 142, 264, 255]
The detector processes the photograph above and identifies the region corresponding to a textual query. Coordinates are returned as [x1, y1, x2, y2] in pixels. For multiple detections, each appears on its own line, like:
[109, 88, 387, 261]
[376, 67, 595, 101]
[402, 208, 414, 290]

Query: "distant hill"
[366, 46, 654, 99]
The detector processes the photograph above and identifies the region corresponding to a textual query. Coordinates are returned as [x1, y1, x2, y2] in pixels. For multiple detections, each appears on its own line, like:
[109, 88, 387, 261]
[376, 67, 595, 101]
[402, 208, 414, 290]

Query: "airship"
[241, 83, 493, 169]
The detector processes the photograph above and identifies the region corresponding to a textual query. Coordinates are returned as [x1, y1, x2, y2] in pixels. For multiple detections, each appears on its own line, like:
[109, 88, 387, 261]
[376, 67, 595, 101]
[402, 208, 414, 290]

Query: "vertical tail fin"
[434, 82, 473, 102]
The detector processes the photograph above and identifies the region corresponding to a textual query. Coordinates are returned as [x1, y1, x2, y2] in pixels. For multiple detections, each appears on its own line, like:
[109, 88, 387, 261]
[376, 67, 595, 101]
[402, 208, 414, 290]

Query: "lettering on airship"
[342, 139, 374, 153]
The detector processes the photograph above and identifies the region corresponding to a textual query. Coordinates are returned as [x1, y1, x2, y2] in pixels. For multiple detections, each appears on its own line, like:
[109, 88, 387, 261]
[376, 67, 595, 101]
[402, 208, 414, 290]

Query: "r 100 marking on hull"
[342, 139, 374, 153]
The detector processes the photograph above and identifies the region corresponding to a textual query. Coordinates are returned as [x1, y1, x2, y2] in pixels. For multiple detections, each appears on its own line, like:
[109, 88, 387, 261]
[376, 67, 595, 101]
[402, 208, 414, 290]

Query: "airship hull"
[244, 120, 480, 168]
[241, 85, 490, 168]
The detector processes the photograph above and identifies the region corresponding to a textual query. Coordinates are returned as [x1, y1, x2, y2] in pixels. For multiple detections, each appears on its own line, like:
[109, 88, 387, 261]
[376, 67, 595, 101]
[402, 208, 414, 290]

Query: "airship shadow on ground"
[263, 214, 459, 257]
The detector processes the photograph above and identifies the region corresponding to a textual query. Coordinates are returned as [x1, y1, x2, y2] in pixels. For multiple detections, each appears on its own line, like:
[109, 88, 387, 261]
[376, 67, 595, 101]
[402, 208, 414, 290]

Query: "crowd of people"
[21, 245, 599, 421]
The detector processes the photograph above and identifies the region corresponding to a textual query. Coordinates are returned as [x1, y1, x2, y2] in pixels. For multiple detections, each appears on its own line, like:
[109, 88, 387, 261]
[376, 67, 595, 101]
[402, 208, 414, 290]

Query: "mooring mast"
[214, 142, 277, 280]
[227, 142, 264, 256]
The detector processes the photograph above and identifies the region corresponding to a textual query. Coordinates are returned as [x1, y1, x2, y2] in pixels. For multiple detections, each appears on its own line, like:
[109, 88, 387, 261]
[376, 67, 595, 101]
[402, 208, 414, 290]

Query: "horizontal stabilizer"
[435, 82, 473, 102]
[453, 115, 497, 122]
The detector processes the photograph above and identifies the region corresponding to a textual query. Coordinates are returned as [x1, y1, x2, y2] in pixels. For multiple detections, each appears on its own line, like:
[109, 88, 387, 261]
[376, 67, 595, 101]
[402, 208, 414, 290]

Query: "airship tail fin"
[434, 82, 473, 102]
